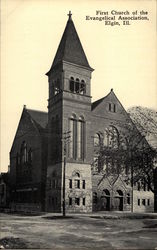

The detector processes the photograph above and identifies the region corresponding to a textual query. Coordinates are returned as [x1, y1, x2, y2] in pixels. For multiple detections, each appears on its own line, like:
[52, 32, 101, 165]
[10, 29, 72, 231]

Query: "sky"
[1, 0, 157, 172]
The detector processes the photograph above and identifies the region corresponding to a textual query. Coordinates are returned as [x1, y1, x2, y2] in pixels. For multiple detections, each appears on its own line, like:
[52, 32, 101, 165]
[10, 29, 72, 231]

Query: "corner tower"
[46, 12, 93, 213]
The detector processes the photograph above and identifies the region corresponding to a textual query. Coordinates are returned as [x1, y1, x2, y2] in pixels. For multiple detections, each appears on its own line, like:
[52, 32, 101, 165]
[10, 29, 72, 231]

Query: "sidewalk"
[42, 211, 157, 220]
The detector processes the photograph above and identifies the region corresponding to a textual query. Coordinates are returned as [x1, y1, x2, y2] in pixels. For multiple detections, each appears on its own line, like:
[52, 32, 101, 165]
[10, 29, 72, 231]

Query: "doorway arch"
[101, 189, 110, 211]
[114, 190, 123, 211]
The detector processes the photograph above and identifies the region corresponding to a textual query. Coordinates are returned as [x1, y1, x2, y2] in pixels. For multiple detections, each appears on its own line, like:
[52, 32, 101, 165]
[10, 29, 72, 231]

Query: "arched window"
[74, 172, 81, 189]
[77, 116, 85, 159]
[103, 130, 108, 146]
[116, 190, 123, 196]
[69, 77, 86, 95]
[94, 133, 101, 146]
[103, 189, 110, 196]
[69, 114, 77, 159]
[104, 126, 119, 148]
[20, 141, 27, 164]
[74, 172, 80, 178]
[69, 115, 85, 160]
[69, 77, 75, 93]
[80, 80, 86, 95]
[75, 78, 80, 93]
[28, 148, 32, 163]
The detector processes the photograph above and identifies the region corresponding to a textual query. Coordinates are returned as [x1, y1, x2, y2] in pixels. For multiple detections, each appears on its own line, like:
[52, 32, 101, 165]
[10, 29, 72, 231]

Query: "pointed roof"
[46, 12, 92, 75]
[92, 91, 111, 110]
[91, 88, 129, 117]
[10, 107, 48, 154]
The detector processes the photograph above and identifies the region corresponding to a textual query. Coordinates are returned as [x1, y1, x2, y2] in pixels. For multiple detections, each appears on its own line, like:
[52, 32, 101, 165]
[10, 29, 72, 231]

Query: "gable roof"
[92, 93, 110, 110]
[10, 107, 48, 154]
[46, 15, 92, 75]
[26, 108, 48, 129]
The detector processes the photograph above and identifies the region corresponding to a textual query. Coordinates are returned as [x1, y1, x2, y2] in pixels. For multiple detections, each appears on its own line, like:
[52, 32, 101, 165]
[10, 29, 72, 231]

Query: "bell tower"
[46, 12, 93, 213]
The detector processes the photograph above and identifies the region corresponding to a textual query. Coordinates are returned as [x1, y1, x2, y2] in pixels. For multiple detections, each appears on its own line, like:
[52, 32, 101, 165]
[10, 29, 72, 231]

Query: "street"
[0, 212, 157, 249]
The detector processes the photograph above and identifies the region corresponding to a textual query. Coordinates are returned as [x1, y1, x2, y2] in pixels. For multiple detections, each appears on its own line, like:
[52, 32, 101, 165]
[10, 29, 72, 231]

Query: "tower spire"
[46, 12, 93, 76]
[67, 11, 72, 20]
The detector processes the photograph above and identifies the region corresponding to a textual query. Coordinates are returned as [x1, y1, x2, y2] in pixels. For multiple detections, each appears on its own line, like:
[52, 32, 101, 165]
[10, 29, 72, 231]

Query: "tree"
[92, 108, 157, 195]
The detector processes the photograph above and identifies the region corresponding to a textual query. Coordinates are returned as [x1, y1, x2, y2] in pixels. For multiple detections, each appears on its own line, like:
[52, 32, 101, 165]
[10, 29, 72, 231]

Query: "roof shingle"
[26, 109, 48, 129]
[46, 17, 92, 75]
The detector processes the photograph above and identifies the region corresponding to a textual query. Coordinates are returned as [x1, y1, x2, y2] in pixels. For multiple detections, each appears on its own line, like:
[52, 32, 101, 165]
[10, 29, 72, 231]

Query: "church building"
[9, 13, 154, 213]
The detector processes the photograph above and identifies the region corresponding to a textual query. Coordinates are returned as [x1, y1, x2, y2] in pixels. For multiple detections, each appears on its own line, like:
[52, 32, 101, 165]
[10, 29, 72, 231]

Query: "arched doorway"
[114, 190, 123, 211]
[101, 189, 110, 211]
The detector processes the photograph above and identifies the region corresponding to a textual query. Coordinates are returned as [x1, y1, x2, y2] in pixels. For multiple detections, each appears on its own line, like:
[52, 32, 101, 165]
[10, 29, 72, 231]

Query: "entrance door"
[101, 197, 110, 211]
[114, 190, 123, 211]
[100, 189, 110, 211]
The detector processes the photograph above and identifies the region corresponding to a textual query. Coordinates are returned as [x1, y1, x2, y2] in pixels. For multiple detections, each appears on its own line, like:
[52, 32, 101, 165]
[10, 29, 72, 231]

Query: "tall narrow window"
[103, 131, 108, 147]
[69, 179, 72, 189]
[80, 80, 86, 95]
[21, 141, 27, 163]
[75, 78, 80, 93]
[138, 199, 140, 206]
[28, 148, 32, 163]
[69, 115, 77, 159]
[82, 180, 85, 189]
[77, 117, 85, 159]
[55, 115, 60, 159]
[109, 103, 116, 112]
[77, 119, 81, 159]
[142, 199, 146, 206]
[69, 77, 86, 95]
[109, 103, 111, 111]
[83, 198, 86, 206]
[107, 126, 119, 149]
[113, 104, 116, 112]
[75, 180, 80, 189]
[69, 77, 75, 92]
[94, 133, 101, 146]
[73, 172, 80, 189]
[24, 143, 27, 162]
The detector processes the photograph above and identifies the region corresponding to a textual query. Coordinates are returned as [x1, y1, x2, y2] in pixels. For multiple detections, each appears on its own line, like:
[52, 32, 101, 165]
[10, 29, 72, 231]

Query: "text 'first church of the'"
[9, 13, 154, 213]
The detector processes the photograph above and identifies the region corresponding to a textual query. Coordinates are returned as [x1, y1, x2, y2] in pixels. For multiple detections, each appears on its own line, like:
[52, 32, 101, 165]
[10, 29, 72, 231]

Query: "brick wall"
[65, 163, 92, 213]
[133, 190, 154, 212]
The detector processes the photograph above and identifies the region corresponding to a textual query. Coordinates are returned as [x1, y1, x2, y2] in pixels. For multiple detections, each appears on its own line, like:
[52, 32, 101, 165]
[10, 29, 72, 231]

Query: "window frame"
[75, 197, 80, 206]
[142, 199, 146, 206]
